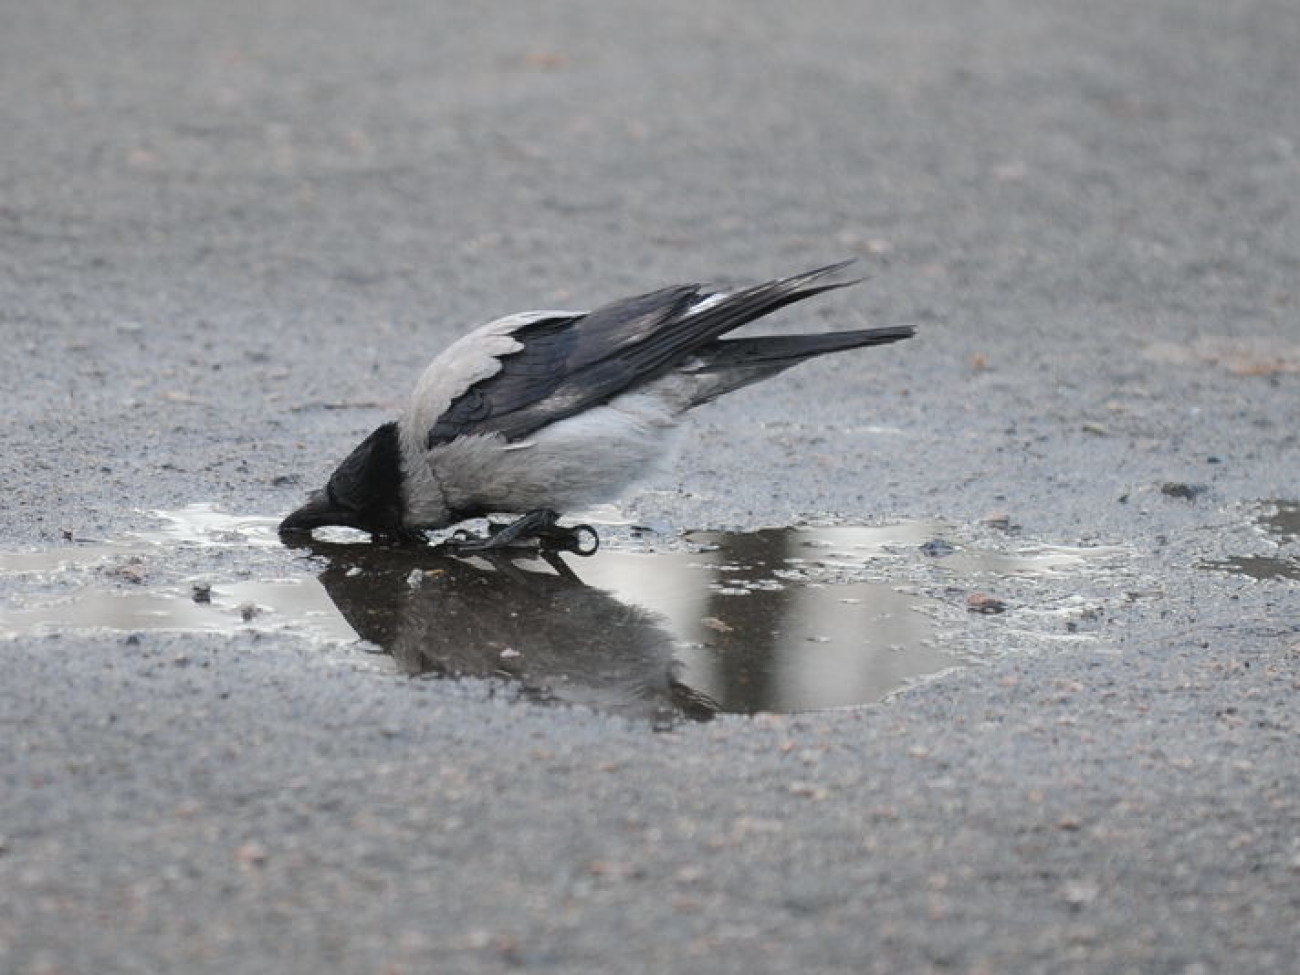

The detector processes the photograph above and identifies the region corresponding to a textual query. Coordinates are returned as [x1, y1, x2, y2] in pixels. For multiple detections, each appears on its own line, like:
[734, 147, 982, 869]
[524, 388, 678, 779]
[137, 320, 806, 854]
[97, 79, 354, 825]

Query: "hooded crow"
[279, 261, 913, 550]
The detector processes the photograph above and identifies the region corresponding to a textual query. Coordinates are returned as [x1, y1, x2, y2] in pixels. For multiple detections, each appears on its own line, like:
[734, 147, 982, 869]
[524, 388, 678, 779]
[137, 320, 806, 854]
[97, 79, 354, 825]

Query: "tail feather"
[682, 324, 914, 406]
[585, 261, 864, 385]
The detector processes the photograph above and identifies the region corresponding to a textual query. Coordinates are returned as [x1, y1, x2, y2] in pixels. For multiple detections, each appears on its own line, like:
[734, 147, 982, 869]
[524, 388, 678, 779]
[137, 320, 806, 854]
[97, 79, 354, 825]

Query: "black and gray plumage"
[278, 262, 914, 550]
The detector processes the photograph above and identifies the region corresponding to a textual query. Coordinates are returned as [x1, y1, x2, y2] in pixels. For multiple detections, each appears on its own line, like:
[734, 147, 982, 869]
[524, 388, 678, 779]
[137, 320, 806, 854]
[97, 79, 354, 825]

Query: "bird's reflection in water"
[302, 541, 717, 726]
[289, 524, 964, 724]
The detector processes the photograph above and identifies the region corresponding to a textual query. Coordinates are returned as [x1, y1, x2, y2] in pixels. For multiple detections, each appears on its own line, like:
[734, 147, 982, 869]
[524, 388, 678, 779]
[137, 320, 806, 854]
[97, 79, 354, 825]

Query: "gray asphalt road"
[3, 1, 1298, 972]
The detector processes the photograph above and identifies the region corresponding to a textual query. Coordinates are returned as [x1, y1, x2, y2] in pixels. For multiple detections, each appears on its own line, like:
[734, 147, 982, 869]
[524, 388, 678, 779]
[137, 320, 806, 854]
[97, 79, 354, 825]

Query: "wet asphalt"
[2, 1, 1299, 972]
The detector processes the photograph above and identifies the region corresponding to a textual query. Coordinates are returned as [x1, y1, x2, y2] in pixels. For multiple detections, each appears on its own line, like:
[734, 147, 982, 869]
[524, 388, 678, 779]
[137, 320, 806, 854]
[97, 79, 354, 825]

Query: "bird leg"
[443, 509, 599, 557]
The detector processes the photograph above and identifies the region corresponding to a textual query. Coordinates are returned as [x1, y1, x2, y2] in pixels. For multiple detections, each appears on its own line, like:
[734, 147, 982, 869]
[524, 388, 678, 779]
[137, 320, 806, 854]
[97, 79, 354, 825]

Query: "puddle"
[0, 506, 1133, 723]
[307, 534, 963, 720]
[0, 507, 281, 574]
[1201, 501, 1300, 581]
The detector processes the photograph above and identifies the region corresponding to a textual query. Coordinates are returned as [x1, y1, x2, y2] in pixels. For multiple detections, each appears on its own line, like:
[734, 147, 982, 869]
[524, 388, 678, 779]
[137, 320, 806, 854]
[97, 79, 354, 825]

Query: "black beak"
[278, 490, 351, 537]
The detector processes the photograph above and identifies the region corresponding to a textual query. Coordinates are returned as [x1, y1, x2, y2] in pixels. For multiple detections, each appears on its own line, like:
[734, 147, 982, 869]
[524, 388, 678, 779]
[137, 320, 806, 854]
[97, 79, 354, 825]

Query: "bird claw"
[539, 522, 599, 556]
[441, 510, 599, 557]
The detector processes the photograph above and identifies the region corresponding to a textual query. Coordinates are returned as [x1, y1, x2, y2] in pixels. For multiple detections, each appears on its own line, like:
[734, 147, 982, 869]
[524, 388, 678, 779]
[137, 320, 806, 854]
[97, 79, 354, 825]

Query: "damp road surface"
[2, 507, 1132, 722]
[3, 2, 1300, 973]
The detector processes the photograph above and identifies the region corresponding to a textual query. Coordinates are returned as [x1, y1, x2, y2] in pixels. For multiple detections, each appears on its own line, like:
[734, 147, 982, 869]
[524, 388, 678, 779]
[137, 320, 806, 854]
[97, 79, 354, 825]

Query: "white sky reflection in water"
[0, 505, 1135, 717]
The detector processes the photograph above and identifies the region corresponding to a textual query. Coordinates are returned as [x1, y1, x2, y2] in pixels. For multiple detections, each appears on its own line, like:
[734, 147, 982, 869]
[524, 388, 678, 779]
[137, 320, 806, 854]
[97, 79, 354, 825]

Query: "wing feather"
[427, 262, 858, 447]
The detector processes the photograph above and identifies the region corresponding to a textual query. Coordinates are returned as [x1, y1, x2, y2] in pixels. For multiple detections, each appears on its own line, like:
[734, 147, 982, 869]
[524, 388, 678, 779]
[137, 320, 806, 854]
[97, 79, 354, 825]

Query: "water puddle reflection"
[304, 535, 961, 720]
[0, 506, 1133, 723]
[1201, 500, 1300, 581]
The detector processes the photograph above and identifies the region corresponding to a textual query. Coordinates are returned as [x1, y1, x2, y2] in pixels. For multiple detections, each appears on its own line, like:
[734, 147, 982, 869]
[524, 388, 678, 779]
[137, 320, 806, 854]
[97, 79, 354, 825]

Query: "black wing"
[426, 313, 585, 445]
[427, 262, 857, 447]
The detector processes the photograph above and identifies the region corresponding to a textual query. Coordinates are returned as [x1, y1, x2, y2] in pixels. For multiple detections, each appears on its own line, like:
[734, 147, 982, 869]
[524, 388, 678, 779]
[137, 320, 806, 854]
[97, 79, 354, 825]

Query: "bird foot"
[442, 509, 599, 557]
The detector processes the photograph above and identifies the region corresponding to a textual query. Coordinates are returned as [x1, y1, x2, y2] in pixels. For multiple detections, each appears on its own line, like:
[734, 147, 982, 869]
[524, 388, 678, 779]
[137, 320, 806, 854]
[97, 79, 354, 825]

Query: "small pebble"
[920, 538, 956, 558]
[235, 841, 267, 867]
[967, 592, 1008, 615]
[1160, 481, 1208, 501]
